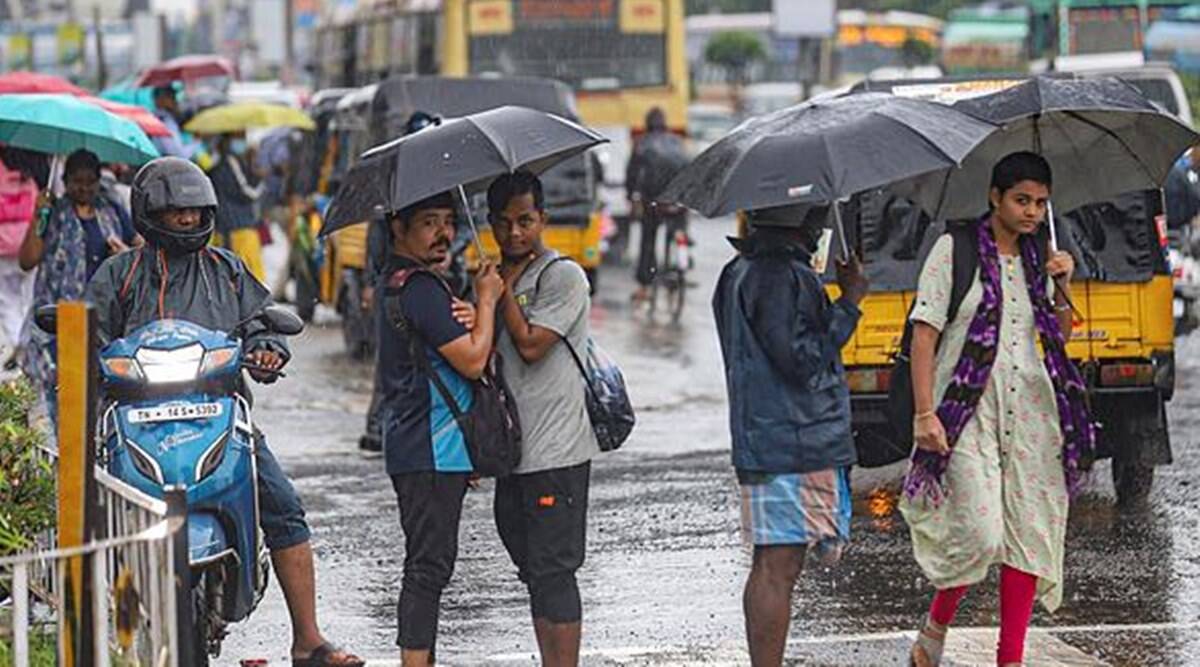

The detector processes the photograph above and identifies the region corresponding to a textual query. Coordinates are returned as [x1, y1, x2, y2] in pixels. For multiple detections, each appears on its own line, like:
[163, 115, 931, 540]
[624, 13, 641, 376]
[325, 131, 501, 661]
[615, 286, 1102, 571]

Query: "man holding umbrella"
[150, 85, 199, 160]
[712, 204, 867, 666]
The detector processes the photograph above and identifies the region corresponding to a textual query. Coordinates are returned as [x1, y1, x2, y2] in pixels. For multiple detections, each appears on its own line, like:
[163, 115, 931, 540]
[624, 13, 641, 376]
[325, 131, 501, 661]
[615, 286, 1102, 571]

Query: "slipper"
[292, 643, 364, 667]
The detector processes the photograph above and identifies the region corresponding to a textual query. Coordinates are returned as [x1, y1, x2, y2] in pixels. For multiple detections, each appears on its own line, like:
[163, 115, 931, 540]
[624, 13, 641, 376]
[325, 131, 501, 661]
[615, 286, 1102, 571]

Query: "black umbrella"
[660, 93, 997, 257]
[321, 105, 607, 255]
[893, 76, 1200, 245]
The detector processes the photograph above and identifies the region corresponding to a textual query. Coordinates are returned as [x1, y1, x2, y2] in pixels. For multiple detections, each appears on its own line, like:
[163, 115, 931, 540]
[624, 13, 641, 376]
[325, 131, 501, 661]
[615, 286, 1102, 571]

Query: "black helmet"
[131, 157, 218, 255]
[404, 110, 439, 136]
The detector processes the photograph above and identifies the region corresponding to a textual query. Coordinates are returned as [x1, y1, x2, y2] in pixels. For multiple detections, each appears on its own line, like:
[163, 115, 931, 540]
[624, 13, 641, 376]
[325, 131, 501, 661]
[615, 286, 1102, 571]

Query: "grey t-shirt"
[498, 251, 599, 474]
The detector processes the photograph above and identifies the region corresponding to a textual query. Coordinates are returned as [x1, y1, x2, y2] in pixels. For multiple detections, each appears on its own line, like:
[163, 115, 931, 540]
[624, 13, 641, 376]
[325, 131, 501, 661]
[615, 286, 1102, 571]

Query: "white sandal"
[909, 617, 946, 667]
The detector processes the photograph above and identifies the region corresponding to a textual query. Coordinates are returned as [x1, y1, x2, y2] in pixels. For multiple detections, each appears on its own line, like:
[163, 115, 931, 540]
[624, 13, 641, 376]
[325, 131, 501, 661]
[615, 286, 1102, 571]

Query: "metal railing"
[0, 446, 185, 667]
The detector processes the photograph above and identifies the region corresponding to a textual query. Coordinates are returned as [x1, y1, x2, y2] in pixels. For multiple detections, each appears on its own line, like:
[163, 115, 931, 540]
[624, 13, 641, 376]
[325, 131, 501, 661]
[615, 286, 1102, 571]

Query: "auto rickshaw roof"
[310, 87, 356, 117]
[370, 75, 580, 131]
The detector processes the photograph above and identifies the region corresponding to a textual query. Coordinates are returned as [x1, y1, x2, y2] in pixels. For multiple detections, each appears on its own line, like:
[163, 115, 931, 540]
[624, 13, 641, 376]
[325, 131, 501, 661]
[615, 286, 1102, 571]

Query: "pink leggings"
[928, 565, 1038, 665]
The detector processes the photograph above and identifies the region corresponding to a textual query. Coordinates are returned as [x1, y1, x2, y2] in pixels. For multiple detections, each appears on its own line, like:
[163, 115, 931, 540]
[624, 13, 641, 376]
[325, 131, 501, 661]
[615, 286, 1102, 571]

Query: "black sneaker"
[358, 434, 382, 453]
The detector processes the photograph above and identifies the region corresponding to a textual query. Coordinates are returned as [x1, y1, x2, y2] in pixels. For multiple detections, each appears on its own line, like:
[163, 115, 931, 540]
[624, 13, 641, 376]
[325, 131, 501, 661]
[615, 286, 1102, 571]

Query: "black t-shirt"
[376, 255, 473, 475]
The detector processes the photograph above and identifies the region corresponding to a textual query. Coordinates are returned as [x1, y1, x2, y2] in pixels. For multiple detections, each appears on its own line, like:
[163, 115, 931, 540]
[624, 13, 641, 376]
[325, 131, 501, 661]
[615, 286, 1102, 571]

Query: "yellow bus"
[440, 0, 690, 220]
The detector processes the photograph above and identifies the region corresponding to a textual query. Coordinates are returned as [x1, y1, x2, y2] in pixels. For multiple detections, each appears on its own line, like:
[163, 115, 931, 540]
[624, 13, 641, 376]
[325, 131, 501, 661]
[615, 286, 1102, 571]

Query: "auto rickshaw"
[316, 84, 378, 359]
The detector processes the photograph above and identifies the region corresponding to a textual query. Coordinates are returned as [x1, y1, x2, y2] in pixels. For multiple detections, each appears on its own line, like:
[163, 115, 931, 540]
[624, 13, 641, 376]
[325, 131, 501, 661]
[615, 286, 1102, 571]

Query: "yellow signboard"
[7, 33, 32, 70]
[621, 0, 664, 33]
[469, 0, 514, 35]
[58, 23, 86, 67]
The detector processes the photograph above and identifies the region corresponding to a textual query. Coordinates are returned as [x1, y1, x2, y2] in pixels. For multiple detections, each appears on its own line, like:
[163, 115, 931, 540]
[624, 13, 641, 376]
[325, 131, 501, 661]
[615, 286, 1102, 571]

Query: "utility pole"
[93, 4, 107, 90]
[284, 0, 295, 85]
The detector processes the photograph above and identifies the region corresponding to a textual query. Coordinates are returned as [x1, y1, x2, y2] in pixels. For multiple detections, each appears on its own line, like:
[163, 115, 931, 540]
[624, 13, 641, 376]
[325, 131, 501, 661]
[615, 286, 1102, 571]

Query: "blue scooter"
[39, 305, 304, 663]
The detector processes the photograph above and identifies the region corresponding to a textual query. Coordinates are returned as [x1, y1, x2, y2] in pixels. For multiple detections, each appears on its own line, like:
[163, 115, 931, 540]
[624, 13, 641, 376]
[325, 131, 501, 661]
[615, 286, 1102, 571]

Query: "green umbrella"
[0, 93, 159, 165]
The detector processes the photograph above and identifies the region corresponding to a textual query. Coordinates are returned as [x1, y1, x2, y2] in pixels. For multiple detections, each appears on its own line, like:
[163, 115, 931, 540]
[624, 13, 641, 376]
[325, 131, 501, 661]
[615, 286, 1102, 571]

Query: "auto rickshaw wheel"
[1112, 456, 1155, 508]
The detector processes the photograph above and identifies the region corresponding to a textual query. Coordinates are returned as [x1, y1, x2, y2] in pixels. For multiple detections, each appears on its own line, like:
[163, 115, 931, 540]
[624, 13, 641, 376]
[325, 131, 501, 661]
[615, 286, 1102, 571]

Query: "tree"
[900, 35, 936, 68]
[705, 30, 767, 109]
[686, 0, 770, 14]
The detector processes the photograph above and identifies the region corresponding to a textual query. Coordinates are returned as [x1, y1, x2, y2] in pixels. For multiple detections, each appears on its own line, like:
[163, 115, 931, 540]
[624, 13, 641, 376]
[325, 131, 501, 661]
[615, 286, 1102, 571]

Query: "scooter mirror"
[263, 305, 304, 336]
[34, 304, 57, 334]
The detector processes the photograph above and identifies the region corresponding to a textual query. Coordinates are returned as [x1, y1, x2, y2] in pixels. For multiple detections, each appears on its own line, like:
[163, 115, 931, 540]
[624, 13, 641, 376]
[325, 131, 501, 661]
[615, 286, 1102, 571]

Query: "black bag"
[386, 268, 523, 477]
[535, 258, 636, 452]
[879, 223, 979, 466]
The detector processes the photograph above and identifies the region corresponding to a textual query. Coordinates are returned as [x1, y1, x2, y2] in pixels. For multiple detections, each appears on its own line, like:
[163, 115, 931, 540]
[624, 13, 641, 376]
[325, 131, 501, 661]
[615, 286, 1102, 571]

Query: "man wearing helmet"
[85, 157, 363, 667]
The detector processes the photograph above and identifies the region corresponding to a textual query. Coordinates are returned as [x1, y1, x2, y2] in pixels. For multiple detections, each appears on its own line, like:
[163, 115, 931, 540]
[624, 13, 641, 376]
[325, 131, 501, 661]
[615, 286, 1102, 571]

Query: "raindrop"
[442, 152, 451, 161]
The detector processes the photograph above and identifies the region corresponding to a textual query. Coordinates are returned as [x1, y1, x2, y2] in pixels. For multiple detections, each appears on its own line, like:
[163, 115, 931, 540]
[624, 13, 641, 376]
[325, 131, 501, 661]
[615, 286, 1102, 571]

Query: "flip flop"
[292, 643, 364, 667]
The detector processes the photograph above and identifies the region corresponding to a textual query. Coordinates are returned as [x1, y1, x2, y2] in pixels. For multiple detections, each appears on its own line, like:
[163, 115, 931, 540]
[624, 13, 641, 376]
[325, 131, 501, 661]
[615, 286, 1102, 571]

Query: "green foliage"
[0, 379, 55, 556]
[705, 30, 768, 77]
[0, 630, 57, 666]
[901, 35, 937, 66]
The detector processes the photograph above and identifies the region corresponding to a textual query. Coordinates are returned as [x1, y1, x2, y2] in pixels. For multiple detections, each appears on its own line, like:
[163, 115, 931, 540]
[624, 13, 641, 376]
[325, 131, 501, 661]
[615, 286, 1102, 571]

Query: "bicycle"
[647, 203, 692, 323]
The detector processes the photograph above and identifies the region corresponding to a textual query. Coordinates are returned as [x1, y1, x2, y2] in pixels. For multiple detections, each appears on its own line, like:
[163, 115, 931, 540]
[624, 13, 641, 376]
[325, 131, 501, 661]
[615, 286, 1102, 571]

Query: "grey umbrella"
[322, 105, 607, 253]
[659, 93, 998, 257]
[892, 76, 1200, 234]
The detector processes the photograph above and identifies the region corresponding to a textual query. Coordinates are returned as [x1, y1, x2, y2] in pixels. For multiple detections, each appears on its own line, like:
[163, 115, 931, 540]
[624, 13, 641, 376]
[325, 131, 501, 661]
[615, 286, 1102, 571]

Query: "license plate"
[128, 402, 222, 424]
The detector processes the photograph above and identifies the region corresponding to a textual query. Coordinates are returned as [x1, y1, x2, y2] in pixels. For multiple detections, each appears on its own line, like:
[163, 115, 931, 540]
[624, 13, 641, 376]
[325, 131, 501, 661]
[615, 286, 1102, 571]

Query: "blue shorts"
[739, 467, 852, 563]
[256, 436, 311, 551]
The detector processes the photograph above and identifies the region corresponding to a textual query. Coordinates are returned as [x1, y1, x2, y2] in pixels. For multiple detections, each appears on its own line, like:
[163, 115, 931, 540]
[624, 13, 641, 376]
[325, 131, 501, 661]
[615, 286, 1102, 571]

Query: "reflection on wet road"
[222, 218, 1200, 666]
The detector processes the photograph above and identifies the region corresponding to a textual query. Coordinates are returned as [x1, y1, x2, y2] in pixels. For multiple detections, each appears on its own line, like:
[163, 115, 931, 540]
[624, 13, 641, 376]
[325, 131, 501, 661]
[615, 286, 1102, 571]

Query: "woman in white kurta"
[901, 153, 1092, 667]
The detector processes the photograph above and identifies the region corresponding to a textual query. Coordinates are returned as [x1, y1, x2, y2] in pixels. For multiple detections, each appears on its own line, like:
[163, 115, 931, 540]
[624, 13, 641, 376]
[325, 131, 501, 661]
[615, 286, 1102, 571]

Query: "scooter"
[43, 305, 304, 663]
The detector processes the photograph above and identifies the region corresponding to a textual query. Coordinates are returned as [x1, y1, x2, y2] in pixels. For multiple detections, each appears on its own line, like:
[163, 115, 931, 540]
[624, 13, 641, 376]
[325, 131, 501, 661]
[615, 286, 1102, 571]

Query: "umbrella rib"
[1061, 109, 1157, 184]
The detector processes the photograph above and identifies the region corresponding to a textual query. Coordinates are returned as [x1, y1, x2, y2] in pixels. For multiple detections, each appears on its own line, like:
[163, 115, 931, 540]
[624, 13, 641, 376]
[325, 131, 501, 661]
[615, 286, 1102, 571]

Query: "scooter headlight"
[199, 347, 239, 376]
[101, 357, 144, 382]
[135, 344, 205, 384]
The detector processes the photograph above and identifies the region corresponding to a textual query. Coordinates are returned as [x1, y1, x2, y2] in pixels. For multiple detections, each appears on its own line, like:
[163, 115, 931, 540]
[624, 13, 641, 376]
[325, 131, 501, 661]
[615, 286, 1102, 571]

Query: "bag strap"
[529, 256, 599, 398]
[946, 222, 979, 325]
[897, 223, 978, 359]
[384, 267, 469, 423]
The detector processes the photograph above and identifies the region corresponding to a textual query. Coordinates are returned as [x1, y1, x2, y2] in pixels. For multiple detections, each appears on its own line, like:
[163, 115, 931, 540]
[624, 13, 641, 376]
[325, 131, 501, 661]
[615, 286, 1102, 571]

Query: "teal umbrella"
[100, 76, 158, 111]
[0, 93, 159, 165]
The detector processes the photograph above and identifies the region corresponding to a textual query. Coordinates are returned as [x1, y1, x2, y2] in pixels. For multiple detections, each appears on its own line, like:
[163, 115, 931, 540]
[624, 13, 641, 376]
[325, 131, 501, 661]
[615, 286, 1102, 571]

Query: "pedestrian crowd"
[1, 82, 1184, 667]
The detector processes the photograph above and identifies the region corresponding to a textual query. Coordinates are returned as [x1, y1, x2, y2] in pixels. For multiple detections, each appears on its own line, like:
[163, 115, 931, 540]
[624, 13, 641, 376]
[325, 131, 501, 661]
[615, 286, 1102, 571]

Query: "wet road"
[222, 219, 1200, 666]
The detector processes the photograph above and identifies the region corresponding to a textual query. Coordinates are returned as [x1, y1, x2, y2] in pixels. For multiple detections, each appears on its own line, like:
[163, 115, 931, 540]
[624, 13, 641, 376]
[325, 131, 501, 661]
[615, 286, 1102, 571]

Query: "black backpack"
[874, 223, 979, 467]
[385, 268, 523, 477]
[535, 258, 636, 452]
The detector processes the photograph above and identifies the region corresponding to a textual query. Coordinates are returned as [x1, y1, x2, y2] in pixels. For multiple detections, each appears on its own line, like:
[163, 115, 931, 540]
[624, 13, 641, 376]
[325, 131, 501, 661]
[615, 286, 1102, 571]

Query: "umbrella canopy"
[660, 93, 999, 218]
[893, 76, 1200, 220]
[183, 102, 316, 135]
[0, 94, 159, 165]
[81, 96, 171, 137]
[322, 105, 607, 236]
[134, 55, 237, 88]
[0, 71, 89, 96]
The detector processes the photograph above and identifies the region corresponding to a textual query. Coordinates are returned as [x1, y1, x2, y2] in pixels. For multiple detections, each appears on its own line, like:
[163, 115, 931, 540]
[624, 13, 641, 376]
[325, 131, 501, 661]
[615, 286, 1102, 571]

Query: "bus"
[441, 0, 689, 216]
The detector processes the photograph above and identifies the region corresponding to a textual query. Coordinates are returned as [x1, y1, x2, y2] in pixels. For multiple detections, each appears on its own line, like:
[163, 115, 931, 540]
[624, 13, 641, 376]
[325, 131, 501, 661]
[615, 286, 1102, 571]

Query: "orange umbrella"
[80, 96, 171, 138]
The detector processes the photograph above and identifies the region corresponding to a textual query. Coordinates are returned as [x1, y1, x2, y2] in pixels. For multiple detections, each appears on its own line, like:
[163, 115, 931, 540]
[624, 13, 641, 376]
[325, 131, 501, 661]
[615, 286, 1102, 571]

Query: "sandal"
[909, 618, 947, 667]
[292, 642, 365, 667]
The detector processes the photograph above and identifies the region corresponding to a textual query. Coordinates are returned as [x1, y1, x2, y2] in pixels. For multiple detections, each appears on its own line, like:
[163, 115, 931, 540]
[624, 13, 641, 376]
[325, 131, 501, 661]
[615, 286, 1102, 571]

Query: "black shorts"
[494, 461, 590, 623]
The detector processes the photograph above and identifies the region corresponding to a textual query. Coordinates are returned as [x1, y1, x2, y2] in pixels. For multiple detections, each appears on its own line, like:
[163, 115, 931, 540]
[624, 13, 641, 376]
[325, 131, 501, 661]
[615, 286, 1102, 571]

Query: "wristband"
[914, 410, 936, 421]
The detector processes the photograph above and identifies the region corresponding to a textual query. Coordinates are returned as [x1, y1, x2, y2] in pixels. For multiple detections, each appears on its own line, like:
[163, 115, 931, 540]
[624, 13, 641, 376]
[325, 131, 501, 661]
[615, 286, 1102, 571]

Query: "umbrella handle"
[832, 200, 851, 262]
[1047, 200, 1059, 254]
[457, 185, 489, 263]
